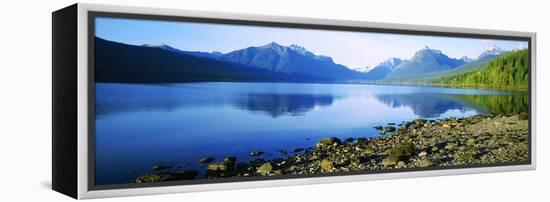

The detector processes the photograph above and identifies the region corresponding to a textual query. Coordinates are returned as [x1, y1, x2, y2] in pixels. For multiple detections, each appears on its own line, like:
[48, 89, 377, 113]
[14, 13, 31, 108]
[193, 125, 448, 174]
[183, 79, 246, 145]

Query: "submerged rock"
[385, 126, 396, 132]
[249, 151, 265, 156]
[152, 165, 172, 171]
[344, 137, 355, 143]
[199, 157, 215, 164]
[135, 170, 198, 183]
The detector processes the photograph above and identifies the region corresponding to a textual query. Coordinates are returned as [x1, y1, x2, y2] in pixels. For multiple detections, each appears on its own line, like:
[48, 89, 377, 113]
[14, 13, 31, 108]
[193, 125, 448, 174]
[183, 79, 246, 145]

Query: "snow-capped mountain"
[461, 56, 474, 63]
[478, 45, 507, 60]
[360, 57, 403, 80]
[353, 66, 374, 73]
[385, 47, 465, 79]
[221, 42, 357, 79]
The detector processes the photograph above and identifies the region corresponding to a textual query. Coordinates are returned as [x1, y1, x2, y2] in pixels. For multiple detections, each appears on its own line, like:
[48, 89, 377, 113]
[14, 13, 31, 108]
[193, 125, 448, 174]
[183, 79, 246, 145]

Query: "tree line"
[433, 49, 529, 90]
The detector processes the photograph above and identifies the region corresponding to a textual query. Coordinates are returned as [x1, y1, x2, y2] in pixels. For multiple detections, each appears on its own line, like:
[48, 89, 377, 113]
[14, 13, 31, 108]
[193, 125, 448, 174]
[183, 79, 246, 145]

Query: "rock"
[249, 151, 265, 156]
[199, 157, 215, 164]
[321, 159, 334, 171]
[418, 151, 428, 158]
[316, 137, 342, 148]
[373, 126, 384, 130]
[413, 119, 427, 125]
[518, 113, 529, 120]
[382, 157, 398, 167]
[388, 122, 396, 125]
[397, 161, 406, 167]
[250, 158, 265, 165]
[207, 156, 237, 172]
[385, 126, 396, 132]
[293, 148, 305, 153]
[418, 159, 435, 167]
[135, 170, 198, 183]
[457, 152, 475, 162]
[152, 165, 172, 171]
[136, 174, 171, 183]
[442, 123, 452, 129]
[207, 163, 229, 171]
[256, 162, 273, 175]
[444, 143, 456, 150]
[387, 142, 415, 160]
[344, 137, 355, 143]
[363, 147, 375, 156]
[224, 156, 237, 167]
[272, 169, 284, 176]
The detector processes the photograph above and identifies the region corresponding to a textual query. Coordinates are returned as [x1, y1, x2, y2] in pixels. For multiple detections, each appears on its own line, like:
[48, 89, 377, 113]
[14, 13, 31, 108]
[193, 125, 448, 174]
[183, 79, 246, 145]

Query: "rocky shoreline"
[135, 112, 529, 183]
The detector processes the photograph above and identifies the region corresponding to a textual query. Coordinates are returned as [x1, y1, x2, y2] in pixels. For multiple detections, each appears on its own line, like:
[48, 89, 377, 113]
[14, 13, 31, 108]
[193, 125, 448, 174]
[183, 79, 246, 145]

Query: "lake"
[94, 82, 528, 185]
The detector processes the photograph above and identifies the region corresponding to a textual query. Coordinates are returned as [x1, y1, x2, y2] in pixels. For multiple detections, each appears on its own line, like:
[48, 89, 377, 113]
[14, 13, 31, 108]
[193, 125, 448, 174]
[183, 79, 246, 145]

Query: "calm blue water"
[94, 82, 526, 184]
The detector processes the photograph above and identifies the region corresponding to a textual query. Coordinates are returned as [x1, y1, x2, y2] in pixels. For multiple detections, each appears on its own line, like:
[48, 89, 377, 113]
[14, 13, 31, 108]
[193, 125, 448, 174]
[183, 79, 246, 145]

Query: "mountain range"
[140, 40, 358, 81]
[97, 37, 511, 83]
[359, 46, 509, 81]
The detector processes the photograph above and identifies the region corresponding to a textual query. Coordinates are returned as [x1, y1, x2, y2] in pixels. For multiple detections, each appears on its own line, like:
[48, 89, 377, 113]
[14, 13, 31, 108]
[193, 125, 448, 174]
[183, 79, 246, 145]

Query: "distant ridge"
[96, 37, 329, 83]
[104, 38, 514, 84]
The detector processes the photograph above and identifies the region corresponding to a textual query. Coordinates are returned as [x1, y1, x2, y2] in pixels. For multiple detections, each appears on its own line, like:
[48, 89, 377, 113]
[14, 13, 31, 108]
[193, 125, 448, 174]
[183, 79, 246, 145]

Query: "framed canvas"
[52, 3, 536, 199]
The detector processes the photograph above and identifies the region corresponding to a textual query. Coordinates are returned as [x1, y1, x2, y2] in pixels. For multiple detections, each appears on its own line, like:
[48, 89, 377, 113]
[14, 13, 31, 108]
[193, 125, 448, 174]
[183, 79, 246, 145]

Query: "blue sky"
[96, 17, 528, 68]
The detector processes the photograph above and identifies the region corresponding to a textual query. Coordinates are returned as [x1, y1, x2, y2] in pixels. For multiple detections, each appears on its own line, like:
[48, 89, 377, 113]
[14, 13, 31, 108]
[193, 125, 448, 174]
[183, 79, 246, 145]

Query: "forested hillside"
[433, 49, 528, 90]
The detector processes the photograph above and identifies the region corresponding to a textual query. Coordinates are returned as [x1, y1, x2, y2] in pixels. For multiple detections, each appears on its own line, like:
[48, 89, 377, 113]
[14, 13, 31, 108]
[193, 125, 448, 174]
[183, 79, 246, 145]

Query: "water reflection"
[95, 83, 528, 119]
[235, 93, 338, 117]
[375, 93, 528, 118]
[376, 94, 470, 118]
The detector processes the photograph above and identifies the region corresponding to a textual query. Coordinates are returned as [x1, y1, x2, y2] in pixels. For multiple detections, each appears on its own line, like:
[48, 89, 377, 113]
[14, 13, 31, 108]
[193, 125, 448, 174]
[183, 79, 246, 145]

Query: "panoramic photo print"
[93, 16, 530, 185]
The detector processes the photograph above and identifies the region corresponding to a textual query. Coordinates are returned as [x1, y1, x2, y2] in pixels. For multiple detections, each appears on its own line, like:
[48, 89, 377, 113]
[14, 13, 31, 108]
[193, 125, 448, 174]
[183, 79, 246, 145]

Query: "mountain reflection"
[235, 93, 338, 117]
[375, 93, 528, 118]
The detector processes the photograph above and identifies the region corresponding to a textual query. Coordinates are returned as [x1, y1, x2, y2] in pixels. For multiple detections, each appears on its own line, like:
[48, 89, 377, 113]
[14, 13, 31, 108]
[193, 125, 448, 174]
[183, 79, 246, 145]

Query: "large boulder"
[387, 142, 415, 161]
[316, 137, 342, 148]
[382, 157, 398, 167]
[256, 162, 273, 175]
[206, 156, 238, 178]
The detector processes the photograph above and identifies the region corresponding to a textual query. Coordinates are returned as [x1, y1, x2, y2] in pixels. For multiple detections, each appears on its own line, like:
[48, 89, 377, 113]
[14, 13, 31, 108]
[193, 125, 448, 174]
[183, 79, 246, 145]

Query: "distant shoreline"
[95, 80, 527, 93]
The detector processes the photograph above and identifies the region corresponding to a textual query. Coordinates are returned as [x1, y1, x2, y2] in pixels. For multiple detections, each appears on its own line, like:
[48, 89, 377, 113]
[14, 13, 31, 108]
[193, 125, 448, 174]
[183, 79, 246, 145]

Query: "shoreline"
[134, 112, 529, 183]
[96, 79, 528, 93]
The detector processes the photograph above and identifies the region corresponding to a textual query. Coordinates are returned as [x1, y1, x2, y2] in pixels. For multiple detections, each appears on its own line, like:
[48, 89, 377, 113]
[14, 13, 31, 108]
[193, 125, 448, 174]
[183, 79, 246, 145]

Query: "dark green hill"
[431, 50, 529, 90]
